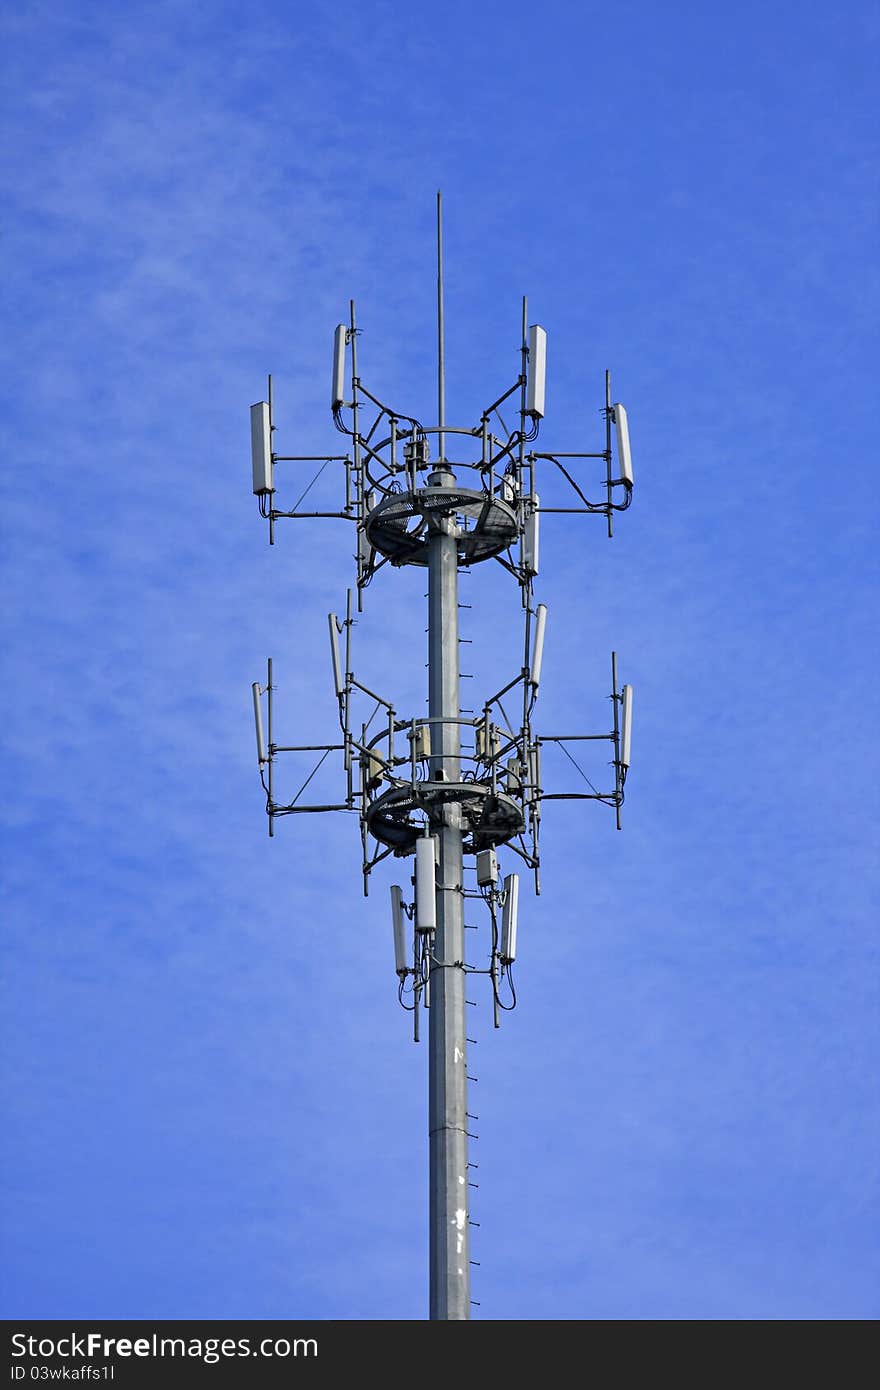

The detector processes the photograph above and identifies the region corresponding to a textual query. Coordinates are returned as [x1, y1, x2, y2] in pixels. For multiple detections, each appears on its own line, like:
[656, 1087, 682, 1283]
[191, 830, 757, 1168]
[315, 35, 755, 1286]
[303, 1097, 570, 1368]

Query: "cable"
[495, 963, 517, 1011]
[543, 455, 605, 511]
[398, 976, 418, 1012]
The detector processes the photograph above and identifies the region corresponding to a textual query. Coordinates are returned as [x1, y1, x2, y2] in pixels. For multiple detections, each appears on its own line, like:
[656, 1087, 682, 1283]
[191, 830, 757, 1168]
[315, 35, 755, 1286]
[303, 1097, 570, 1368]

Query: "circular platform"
[365, 486, 517, 567]
[366, 780, 525, 854]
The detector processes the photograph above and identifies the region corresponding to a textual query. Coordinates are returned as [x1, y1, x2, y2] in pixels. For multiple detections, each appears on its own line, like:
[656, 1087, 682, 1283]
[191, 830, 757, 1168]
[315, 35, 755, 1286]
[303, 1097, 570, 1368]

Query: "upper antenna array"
[249, 310, 635, 865]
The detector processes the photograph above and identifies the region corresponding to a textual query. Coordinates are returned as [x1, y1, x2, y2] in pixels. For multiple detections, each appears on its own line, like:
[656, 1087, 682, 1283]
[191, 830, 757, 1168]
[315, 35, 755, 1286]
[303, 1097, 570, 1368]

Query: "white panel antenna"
[415, 837, 437, 933]
[332, 324, 347, 409]
[358, 526, 371, 570]
[528, 743, 542, 809]
[501, 874, 519, 963]
[620, 684, 633, 768]
[328, 613, 344, 698]
[391, 885, 408, 976]
[358, 491, 376, 571]
[613, 403, 633, 486]
[526, 325, 547, 418]
[251, 682, 267, 765]
[250, 401, 273, 494]
[523, 496, 540, 576]
[531, 603, 547, 687]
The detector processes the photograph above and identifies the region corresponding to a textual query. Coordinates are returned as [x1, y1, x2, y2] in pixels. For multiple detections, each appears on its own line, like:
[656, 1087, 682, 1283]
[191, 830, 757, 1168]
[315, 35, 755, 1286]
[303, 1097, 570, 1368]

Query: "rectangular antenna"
[391, 886, 408, 976]
[620, 684, 633, 768]
[328, 613, 344, 698]
[415, 837, 437, 933]
[528, 743, 542, 803]
[332, 324, 347, 409]
[613, 403, 633, 485]
[501, 874, 519, 963]
[531, 603, 547, 687]
[358, 526, 371, 572]
[250, 402, 273, 494]
[251, 682, 267, 765]
[523, 496, 540, 575]
[526, 325, 547, 418]
[358, 490, 375, 577]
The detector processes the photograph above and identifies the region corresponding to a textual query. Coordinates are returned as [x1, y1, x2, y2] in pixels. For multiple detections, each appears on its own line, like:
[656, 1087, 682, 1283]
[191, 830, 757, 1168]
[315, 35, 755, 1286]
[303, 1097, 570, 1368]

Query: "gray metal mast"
[248, 198, 636, 1320]
[427, 195, 469, 1314]
[426, 465, 469, 1318]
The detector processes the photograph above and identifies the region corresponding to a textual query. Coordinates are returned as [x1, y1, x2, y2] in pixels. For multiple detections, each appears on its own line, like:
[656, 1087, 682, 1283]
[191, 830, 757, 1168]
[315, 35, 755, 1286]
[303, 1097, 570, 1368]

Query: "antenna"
[500, 873, 519, 963]
[523, 495, 540, 575]
[245, 200, 637, 1320]
[332, 324, 347, 409]
[613, 402, 633, 485]
[620, 683, 633, 768]
[391, 885, 408, 976]
[250, 401, 273, 494]
[526, 325, 547, 418]
[328, 613, 344, 698]
[531, 603, 548, 688]
[415, 836, 436, 934]
[528, 741, 542, 803]
[251, 682, 267, 765]
[437, 190, 445, 460]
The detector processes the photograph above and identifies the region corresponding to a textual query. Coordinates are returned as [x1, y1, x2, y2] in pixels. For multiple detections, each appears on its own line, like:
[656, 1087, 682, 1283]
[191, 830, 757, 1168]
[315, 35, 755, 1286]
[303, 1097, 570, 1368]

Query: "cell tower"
[248, 196, 635, 1320]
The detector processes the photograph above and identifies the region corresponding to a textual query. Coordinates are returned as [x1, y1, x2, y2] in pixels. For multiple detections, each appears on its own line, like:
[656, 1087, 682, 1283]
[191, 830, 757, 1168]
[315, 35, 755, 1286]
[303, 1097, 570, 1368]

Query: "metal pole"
[267, 657, 274, 838]
[611, 649, 622, 831]
[605, 368, 614, 540]
[427, 464, 469, 1320]
[437, 191, 446, 462]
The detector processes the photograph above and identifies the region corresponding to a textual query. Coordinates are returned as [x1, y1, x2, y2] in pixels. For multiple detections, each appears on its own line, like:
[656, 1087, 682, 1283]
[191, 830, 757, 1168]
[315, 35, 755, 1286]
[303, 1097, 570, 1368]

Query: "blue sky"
[1, 0, 877, 1320]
